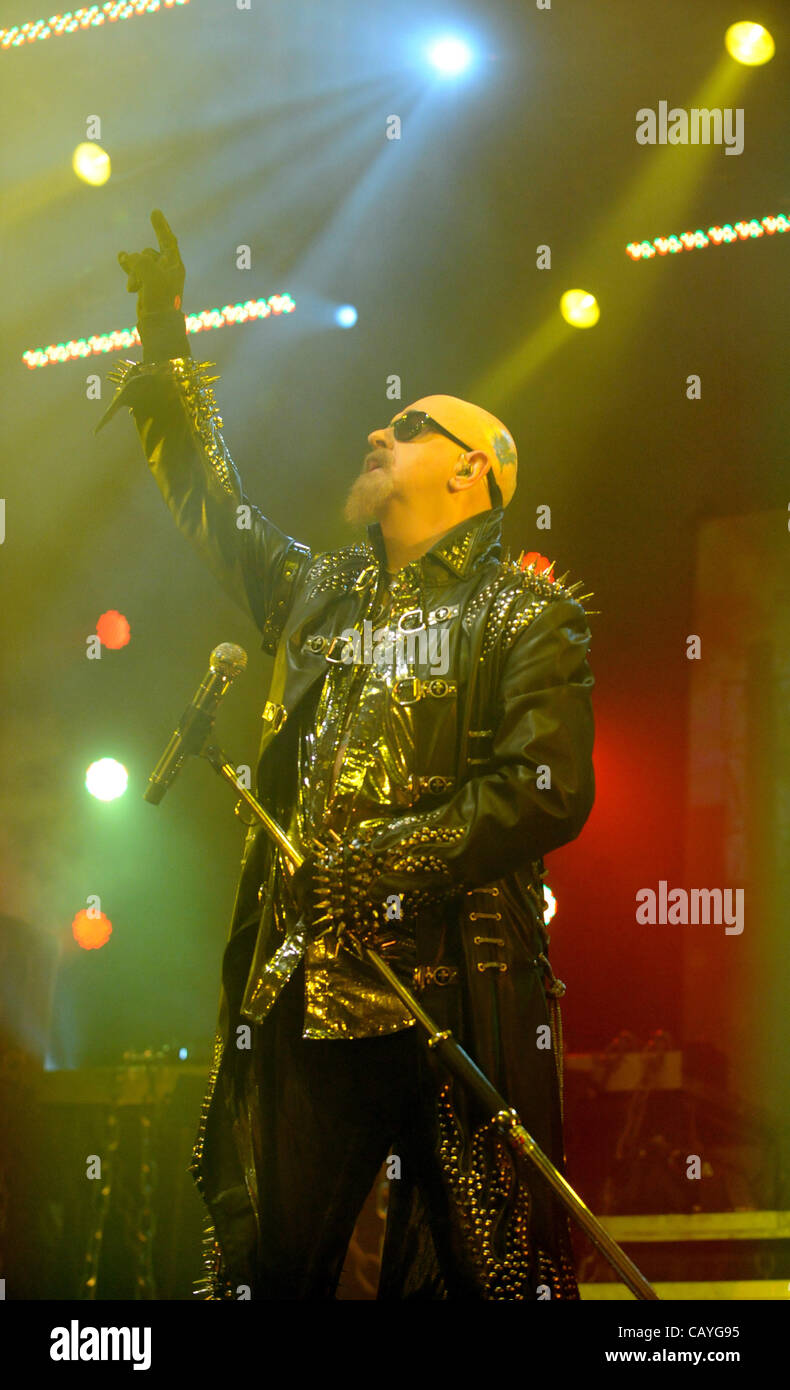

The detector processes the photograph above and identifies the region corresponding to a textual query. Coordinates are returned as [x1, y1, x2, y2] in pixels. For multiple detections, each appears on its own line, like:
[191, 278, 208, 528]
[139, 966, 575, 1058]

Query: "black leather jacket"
[97, 352, 596, 1299]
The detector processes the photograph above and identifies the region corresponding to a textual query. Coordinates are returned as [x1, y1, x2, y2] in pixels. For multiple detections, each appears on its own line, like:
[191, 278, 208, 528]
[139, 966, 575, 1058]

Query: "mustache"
[364, 451, 389, 472]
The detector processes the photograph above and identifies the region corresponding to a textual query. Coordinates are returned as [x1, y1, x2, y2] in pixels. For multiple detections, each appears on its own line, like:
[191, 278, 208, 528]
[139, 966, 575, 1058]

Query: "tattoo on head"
[492, 431, 516, 471]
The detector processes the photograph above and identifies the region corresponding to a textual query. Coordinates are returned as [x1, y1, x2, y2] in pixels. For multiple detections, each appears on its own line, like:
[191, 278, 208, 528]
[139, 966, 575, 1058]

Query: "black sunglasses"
[388, 411, 503, 508]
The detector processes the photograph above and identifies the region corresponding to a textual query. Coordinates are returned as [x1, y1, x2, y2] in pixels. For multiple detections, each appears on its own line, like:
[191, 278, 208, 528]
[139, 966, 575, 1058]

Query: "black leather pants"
[248, 959, 482, 1299]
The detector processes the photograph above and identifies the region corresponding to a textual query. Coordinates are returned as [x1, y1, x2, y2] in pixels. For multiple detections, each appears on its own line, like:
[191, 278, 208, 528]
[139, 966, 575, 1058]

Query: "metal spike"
[564, 580, 584, 595]
[327, 828, 343, 844]
[576, 592, 594, 602]
[554, 570, 570, 586]
[312, 912, 333, 927]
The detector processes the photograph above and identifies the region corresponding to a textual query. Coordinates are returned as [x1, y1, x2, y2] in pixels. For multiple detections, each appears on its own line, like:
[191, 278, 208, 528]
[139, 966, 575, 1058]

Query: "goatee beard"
[343, 468, 395, 524]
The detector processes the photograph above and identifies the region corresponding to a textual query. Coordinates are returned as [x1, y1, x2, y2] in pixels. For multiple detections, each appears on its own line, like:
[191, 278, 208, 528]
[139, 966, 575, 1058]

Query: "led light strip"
[23, 294, 296, 369]
[626, 214, 789, 260]
[1, 0, 189, 50]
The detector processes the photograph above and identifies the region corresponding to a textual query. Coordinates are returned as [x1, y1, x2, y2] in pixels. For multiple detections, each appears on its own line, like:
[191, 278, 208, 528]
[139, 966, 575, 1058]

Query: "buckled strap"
[261, 701, 287, 732]
[414, 774, 454, 796]
[325, 634, 354, 663]
[426, 604, 459, 624]
[413, 965, 458, 990]
[391, 677, 457, 704]
[352, 564, 377, 591]
[396, 607, 425, 633]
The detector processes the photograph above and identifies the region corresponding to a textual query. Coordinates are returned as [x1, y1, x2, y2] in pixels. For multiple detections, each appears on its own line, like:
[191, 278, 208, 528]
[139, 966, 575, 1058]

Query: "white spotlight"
[427, 36, 473, 76]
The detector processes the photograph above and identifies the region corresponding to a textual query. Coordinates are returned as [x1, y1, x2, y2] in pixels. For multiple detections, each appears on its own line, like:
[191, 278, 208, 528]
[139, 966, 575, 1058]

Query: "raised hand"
[118, 208, 186, 315]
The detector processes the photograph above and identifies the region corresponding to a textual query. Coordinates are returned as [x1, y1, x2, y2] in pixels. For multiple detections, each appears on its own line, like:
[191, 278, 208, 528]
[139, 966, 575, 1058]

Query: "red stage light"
[96, 609, 131, 649]
[518, 551, 555, 577]
[72, 908, 113, 950]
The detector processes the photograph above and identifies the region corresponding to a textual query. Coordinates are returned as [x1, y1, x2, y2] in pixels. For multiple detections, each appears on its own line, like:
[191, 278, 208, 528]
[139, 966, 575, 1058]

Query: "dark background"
[1, 0, 787, 1076]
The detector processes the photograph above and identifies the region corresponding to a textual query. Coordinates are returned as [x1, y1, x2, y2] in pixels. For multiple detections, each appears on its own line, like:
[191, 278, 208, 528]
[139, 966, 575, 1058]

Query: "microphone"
[144, 643, 248, 805]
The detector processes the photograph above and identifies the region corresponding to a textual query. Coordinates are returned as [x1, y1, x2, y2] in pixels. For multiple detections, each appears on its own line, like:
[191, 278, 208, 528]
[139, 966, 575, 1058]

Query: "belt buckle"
[431, 965, 456, 986]
[427, 604, 458, 624]
[413, 964, 457, 990]
[419, 774, 453, 795]
[325, 635, 354, 664]
[424, 678, 451, 698]
[397, 607, 425, 634]
[262, 701, 287, 733]
[391, 677, 421, 705]
[352, 564, 377, 592]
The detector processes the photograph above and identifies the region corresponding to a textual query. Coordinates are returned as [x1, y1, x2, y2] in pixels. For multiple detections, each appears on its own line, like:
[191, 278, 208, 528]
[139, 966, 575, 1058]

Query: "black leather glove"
[118, 209, 190, 362]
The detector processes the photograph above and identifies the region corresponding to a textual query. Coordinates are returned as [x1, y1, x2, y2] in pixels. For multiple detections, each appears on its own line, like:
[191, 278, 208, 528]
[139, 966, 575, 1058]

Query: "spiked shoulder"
[300, 540, 378, 602]
[475, 550, 597, 663]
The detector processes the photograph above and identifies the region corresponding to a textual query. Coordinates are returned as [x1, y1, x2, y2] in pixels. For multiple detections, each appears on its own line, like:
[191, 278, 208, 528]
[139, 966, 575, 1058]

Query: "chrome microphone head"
[210, 643, 248, 678]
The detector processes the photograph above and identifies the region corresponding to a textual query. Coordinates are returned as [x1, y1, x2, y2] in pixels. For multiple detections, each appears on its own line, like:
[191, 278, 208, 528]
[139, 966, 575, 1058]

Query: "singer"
[97, 210, 596, 1300]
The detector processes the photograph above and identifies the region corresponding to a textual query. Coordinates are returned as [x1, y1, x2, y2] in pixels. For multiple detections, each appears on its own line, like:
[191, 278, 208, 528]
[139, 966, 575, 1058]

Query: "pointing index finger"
[150, 208, 177, 251]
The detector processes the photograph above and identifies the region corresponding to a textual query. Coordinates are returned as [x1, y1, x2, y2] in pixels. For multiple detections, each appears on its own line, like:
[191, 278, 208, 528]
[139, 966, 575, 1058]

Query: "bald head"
[344, 393, 517, 568]
[407, 395, 518, 507]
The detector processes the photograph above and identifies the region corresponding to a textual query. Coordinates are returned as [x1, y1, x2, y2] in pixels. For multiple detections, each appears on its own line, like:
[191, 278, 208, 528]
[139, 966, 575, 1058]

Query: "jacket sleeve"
[357, 595, 595, 901]
[94, 343, 312, 653]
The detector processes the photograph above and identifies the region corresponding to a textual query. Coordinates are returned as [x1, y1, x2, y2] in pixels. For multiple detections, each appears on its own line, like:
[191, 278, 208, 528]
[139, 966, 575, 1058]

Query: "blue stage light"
[426, 35, 473, 76]
[335, 304, 358, 329]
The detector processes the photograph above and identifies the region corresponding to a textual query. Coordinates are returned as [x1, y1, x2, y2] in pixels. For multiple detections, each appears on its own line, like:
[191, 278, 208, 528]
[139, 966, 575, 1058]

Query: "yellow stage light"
[725, 22, 775, 66]
[72, 141, 111, 186]
[560, 289, 600, 329]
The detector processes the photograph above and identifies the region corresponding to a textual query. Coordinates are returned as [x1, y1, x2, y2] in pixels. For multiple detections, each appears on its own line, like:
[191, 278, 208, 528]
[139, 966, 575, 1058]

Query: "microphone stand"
[197, 739, 659, 1302]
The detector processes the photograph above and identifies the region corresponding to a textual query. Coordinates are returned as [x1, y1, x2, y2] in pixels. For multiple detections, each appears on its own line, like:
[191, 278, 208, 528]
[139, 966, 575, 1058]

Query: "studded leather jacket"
[97, 345, 596, 1300]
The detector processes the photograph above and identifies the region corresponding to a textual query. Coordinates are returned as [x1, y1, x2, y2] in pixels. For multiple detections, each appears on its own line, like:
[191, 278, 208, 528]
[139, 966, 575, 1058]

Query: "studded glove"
[285, 828, 383, 959]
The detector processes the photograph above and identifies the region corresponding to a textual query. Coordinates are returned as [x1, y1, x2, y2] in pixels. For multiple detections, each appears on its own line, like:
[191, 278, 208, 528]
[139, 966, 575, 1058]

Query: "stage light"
[85, 757, 128, 801]
[427, 35, 473, 76]
[1, 1, 191, 52]
[178, 1046, 188, 1060]
[625, 211, 789, 261]
[72, 907, 113, 950]
[72, 142, 110, 187]
[560, 289, 600, 329]
[96, 609, 131, 649]
[542, 885, 557, 925]
[23, 292, 295, 368]
[725, 22, 775, 66]
[335, 304, 358, 329]
[518, 551, 555, 578]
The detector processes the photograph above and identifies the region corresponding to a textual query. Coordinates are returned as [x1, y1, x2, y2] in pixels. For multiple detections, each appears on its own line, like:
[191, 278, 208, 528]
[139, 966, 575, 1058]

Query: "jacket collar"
[366, 507, 504, 580]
